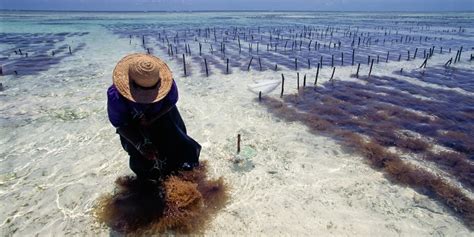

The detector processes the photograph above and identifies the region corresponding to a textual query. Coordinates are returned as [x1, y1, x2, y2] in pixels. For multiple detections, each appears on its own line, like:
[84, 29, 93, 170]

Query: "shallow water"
[0, 11, 473, 236]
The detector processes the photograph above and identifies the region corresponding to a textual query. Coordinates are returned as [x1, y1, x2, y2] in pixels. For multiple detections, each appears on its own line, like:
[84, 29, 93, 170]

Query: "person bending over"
[107, 53, 201, 180]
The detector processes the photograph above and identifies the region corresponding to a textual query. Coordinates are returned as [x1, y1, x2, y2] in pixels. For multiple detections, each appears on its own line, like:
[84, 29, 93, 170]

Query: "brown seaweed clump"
[94, 161, 229, 235]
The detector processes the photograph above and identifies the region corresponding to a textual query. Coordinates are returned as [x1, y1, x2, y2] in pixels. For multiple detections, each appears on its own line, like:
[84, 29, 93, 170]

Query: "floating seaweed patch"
[94, 162, 229, 235]
[48, 107, 90, 121]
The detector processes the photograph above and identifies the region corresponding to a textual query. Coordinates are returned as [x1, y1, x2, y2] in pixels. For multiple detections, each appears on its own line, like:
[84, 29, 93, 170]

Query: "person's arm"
[117, 123, 157, 160]
[107, 86, 157, 160]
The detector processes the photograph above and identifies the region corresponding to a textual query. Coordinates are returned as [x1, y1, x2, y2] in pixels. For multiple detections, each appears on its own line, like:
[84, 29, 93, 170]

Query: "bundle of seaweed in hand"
[94, 161, 229, 235]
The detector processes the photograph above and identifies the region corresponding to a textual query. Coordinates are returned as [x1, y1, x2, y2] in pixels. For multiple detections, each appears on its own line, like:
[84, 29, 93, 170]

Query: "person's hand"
[139, 116, 151, 127]
[139, 143, 158, 160]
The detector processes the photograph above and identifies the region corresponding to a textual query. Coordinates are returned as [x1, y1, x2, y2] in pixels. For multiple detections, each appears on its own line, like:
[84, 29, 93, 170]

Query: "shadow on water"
[260, 66, 474, 228]
[94, 161, 229, 235]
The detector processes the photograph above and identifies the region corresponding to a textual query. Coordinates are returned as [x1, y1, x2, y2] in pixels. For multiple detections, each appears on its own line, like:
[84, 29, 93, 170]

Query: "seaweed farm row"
[1, 13, 472, 77]
[0, 32, 88, 75]
[104, 15, 472, 77]
[262, 65, 474, 228]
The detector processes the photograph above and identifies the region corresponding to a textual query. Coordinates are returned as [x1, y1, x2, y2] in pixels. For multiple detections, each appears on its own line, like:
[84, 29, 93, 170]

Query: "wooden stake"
[294, 58, 298, 70]
[457, 46, 463, 62]
[259, 91, 262, 102]
[368, 59, 374, 78]
[420, 57, 428, 68]
[297, 72, 300, 90]
[445, 57, 453, 66]
[204, 58, 209, 77]
[68, 46, 72, 54]
[237, 134, 241, 154]
[258, 57, 262, 71]
[247, 57, 254, 71]
[182, 54, 187, 77]
[226, 58, 229, 74]
[330, 67, 336, 80]
[280, 74, 285, 98]
[356, 63, 361, 78]
[352, 49, 355, 66]
[314, 63, 319, 85]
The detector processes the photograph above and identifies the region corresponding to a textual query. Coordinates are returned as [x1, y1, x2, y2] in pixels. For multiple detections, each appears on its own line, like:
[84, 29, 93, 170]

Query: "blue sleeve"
[107, 85, 130, 127]
[163, 80, 179, 107]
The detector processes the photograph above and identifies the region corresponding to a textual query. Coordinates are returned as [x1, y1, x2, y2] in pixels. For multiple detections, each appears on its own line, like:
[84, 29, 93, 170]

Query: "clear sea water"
[0, 11, 473, 236]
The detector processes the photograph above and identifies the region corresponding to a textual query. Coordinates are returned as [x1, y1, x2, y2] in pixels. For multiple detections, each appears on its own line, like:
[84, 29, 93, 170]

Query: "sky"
[0, 0, 473, 12]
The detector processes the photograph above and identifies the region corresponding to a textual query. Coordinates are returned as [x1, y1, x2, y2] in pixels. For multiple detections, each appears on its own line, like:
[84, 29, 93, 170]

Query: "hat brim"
[113, 53, 173, 104]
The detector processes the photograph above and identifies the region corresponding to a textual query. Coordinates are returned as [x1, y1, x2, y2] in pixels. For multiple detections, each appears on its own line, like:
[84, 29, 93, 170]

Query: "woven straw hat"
[113, 53, 173, 104]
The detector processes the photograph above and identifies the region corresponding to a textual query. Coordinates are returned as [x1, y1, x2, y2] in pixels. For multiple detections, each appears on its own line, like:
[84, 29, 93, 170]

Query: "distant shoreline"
[1, 9, 473, 13]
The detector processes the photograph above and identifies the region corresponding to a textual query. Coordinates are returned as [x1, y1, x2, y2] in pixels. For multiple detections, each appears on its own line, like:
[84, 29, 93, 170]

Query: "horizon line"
[1, 9, 474, 13]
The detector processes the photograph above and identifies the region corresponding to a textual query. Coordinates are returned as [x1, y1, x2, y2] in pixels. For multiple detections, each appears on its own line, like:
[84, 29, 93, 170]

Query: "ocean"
[0, 11, 473, 235]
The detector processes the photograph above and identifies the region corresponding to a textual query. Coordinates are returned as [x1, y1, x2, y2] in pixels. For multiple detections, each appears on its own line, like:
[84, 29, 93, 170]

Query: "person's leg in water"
[149, 106, 201, 174]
